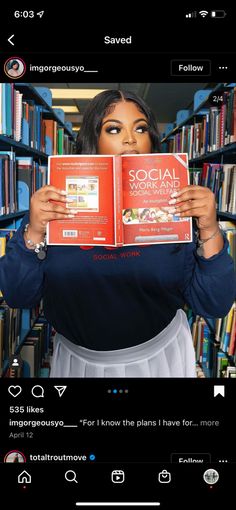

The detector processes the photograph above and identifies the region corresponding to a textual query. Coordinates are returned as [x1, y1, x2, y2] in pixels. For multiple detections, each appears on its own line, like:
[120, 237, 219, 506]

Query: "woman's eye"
[106, 126, 120, 134]
[136, 125, 148, 133]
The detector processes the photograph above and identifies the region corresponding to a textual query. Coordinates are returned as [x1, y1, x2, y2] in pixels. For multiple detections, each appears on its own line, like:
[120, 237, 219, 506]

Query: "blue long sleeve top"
[0, 213, 235, 350]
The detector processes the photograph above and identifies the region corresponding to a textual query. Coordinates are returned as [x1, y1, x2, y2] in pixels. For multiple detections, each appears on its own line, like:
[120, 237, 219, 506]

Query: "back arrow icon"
[8, 34, 15, 46]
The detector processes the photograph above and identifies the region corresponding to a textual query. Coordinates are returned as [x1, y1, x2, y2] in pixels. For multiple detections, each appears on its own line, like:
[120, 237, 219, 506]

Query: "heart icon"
[8, 385, 22, 397]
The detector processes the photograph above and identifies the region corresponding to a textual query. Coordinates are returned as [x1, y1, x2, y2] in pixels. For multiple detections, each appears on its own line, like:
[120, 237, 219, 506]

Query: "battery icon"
[211, 10, 227, 18]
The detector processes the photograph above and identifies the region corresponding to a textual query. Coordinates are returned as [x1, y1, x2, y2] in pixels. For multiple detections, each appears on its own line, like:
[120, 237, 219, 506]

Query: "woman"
[7, 60, 21, 78]
[123, 209, 133, 223]
[0, 90, 235, 377]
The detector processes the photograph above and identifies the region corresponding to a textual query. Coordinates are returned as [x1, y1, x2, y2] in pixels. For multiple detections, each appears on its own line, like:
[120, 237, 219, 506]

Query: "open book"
[47, 153, 192, 246]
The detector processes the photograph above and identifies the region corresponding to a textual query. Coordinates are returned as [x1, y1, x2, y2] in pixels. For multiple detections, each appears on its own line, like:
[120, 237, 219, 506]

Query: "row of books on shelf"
[190, 304, 236, 378]
[190, 164, 236, 215]
[220, 223, 236, 271]
[0, 83, 74, 155]
[190, 212, 236, 377]
[1, 151, 236, 232]
[1, 150, 236, 231]
[0, 151, 47, 216]
[16, 318, 52, 378]
[0, 303, 20, 373]
[1, 152, 235, 249]
[215, 303, 236, 354]
[165, 87, 236, 158]
[0, 229, 16, 267]
[0, 300, 52, 377]
[196, 363, 236, 379]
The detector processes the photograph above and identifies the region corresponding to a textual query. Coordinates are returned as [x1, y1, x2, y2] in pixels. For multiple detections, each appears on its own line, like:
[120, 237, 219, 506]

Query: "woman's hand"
[168, 185, 217, 231]
[28, 185, 77, 237]
[168, 185, 223, 257]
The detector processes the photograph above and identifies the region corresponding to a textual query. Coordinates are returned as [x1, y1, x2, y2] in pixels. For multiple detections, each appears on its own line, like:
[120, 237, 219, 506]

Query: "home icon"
[18, 470, 31, 484]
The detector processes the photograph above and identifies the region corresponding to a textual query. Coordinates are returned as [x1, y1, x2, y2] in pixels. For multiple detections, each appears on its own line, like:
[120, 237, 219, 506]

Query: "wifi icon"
[199, 10, 208, 17]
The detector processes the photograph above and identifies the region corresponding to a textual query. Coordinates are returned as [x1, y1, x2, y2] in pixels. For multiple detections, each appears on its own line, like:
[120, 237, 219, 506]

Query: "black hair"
[9, 60, 20, 69]
[76, 89, 162, 154]
[123, 209, 132, 215]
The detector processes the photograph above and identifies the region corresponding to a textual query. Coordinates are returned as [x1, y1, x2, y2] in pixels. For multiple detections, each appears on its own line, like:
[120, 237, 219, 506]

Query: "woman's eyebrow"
[102, 117, 148, 126]
[102, 119, 122, 126]
[133, 118, 148, 124]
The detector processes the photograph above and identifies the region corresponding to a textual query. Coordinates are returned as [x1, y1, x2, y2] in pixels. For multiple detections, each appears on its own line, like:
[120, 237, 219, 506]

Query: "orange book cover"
[47, 153, 192, 246]
[47, 155, 123, 246]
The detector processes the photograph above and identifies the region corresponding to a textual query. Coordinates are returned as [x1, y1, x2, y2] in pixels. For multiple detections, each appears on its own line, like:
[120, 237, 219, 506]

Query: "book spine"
[114, 156, 123, 246]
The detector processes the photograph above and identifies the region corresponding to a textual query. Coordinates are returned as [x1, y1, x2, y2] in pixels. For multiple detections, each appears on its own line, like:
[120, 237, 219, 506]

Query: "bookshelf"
[14, 83, 74, 139]
[162, 83, 236, 377]
[0, 82, 75, 377]
[0, 135, 48, 159]
[161, 83, 236, 143]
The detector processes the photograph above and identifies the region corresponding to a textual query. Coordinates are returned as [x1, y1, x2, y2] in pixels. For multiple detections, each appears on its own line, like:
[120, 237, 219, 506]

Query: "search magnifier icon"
[65, 470, 78, 483]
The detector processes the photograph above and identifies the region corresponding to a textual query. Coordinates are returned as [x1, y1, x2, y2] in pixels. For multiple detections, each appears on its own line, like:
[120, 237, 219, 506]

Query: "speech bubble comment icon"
[31, 385, 44, 398]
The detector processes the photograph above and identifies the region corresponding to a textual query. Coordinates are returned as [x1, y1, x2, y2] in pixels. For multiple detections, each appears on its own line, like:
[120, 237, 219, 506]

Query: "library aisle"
[0, 82, 235, 377]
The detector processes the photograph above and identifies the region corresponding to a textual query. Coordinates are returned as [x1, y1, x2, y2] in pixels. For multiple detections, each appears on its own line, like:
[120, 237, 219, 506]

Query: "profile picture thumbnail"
[4, 450, 26, 463]
[4, 57, 26, 79]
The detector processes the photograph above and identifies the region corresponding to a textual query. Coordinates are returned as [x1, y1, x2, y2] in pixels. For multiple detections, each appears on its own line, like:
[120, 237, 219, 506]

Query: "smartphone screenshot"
[0, 6, 236, 509]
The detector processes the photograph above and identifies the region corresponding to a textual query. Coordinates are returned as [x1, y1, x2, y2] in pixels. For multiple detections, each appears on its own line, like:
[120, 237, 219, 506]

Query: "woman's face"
[97, 101, 152, 155]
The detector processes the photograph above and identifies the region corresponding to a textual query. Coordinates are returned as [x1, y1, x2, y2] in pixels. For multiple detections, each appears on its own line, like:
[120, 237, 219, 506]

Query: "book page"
[47, 155, 120, 246]
[122, 153, 192, 245]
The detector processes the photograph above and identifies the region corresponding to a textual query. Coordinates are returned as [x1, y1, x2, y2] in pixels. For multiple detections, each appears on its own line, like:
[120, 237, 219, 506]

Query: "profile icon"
[9, 354, 23, 370]
[4, 450, 26, 463]
[4, 57, 26, 79]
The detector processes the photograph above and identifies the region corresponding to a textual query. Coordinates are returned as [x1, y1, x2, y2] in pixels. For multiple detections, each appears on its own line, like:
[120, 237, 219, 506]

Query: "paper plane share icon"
[54, 386, 67, 397]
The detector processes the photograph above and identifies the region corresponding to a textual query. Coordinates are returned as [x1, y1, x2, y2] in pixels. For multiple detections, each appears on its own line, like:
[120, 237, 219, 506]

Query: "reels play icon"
[111, 470, 125, 483]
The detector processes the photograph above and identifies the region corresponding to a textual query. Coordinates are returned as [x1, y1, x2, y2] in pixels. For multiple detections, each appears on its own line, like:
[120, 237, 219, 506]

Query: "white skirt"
[50, 309, 196, 378]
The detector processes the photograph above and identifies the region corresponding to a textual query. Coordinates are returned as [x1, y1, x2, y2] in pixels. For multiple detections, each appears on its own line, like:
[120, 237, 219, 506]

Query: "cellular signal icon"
[199, 10, 208, 17]
[186, 11, 197, 18]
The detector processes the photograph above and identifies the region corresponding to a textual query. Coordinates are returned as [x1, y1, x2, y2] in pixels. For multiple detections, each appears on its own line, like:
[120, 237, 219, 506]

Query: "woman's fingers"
[170, 186, 212, 204]
[39, 201, 78, 217]
[168, 185, 217, 227]
[29, 185, 78, 234]
[174, 200, 207, 215]
[174, 206, 207, 218]
[170, 185, 204, 198]
[34, 187, 68, 203]
[31, 185, 78, 218]
[39, 211, 77, 220]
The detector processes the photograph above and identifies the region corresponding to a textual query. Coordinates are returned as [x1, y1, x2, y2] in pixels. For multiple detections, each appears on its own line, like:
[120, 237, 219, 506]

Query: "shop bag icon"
[158, 469, 171, 483]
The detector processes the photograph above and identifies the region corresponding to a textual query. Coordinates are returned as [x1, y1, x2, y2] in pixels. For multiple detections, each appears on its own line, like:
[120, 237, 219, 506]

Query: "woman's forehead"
[103, 101, 145, 120]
